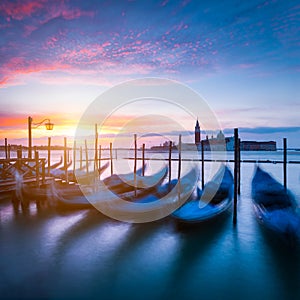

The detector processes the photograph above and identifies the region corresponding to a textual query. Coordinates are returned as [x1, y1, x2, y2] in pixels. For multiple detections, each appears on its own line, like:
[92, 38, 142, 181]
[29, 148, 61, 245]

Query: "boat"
[171, 164, 233, 223]
[251, 166, 300, 244]
[109, 166, 168, 200]
[49, 156, 63, 169]
[71, 162, 110, 184]
[102, 165, 167, 194]
[49, 159, 73, 178]
[20, 181, 57, 202]
[55, 165, 168, 209]
[50, 161, 108, 183]
[55, 166, 198, 219]
[20, 162, 110, 202]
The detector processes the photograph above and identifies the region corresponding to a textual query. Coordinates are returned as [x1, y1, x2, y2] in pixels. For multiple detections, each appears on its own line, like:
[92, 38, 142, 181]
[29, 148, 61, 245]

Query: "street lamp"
[28, 116, 54, 159]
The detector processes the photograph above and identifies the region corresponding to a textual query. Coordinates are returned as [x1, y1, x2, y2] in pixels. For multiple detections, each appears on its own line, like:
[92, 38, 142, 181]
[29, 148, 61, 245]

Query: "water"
[1, 151, 300, 299]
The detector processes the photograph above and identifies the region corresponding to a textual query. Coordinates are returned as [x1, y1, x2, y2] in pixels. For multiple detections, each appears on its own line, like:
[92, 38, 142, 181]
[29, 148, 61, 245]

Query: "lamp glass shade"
[45, 122, 54, 130]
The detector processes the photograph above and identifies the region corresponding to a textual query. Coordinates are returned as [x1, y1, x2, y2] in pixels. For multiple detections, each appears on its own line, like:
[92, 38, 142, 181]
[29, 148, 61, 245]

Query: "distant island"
[150, 140, 178, 151]
[149, 121, 277, 152]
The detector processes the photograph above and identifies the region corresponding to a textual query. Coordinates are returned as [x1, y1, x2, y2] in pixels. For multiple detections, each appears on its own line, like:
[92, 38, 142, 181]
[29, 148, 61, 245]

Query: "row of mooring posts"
[2, 129, 289, 207]
[232, 130, 288, 225]
[233, 128, 240, 225]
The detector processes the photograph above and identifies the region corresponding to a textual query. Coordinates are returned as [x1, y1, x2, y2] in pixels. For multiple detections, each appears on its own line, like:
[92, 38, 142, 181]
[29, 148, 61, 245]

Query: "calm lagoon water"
[1, 150, 300, 299]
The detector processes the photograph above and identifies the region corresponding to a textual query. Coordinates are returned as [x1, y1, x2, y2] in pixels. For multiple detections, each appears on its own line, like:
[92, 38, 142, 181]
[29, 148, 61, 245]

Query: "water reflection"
[163, 214, 231, 299]
[0, 156, 300, 299]
[256, 222, 300, 299]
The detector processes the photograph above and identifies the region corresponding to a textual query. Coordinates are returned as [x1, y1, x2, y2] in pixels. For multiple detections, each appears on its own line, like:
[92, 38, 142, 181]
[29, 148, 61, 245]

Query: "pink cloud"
[0, 0, 95, 28]
[0, 56, 71, 87]
[0, 76, 10, 86]
[61, 7, 94, 20]
[102, 41, 111, 48]
[0, 0, 45, 20]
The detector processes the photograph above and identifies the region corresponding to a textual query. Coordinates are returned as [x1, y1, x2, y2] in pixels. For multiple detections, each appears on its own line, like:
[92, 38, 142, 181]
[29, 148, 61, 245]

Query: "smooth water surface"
[1, 151, 300, 299]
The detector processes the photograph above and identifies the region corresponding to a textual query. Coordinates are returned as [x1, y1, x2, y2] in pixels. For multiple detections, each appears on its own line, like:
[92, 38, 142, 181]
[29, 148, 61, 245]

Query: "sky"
[0, 0, 299, 147]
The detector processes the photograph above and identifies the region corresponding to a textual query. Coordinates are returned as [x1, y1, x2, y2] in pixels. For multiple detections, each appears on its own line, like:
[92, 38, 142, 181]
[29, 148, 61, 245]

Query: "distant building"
[201, 131, 226, 151]
[195, 119, 201, 145]
[181, 121, 227, 151]
[150, 119, 277, 152]
[150, 140, 177, 151]
[226, 137, 277, 151]
[240, 141, 276, 151]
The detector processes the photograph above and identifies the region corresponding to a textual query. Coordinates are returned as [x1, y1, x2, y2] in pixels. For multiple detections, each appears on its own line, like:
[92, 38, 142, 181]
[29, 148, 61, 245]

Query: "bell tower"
[195, 118, 201, 145]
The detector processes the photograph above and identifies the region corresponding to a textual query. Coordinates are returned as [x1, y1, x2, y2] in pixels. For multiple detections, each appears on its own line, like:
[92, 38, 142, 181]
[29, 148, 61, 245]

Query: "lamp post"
[28, 116, 54, 159]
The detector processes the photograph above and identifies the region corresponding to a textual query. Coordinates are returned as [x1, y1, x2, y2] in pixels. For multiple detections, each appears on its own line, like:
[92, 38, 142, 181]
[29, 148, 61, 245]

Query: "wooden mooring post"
[201, 140, 204, 190]
[8, 144, 11, 160]
[73, 140, 76, 177]
[142, 143, 145, 176]
[41, 158, 46, 185]
[99, 145, 102, 172]
[168, 141, 172, 183]
[178, 135, 182, 180]
[134, 134, 137, 175]
[94, 124, 98, 171]
[35, 148, 40, 187]
[110, 142, 113, 175]
[85, 140, 89, 175]
[17, 146, 22, 172]
[64, 137, 68, 183]
[233, 128, 239, 225]
[283, 138, 287, 189]
[80, 146, 83, 169]
[47, 137, 51, 176]
[134, 134, 137, 197]
[237, 137, 241, 195]
[4, 138, 8, 159]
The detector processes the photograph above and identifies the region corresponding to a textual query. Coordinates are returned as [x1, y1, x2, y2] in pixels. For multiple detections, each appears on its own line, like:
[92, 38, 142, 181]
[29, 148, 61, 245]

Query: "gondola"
[49, 159, 73, 178]
[19, 162, 109, 202]
[50, 161, 109, 183]
[71, 162, 110, 184]
[20, 163, 142, 204]
[251, 166, 300, 243]
[49, 156, 63, 169]
[103, 165, 167, 194]
[171, 164, 233, 223]
[55, 166, 198, 217]
[55, 165, 168, 209]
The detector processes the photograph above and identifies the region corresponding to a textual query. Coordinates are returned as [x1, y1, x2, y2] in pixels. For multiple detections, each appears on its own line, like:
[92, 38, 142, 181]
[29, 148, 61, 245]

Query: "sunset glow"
[0, 0, 299, 147]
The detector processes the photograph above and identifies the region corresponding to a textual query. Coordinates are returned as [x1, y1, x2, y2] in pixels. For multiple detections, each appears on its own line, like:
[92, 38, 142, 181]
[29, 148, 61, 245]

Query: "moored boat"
[55, 166, 197, 219]
[103, 165, 167, 194]
[171, 164, 233, 223]
[251, 166, 300, 244]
